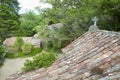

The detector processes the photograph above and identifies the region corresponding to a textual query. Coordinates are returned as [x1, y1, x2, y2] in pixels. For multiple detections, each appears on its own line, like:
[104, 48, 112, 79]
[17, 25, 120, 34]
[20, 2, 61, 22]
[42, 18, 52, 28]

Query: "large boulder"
[3, 37, 41, 48]
[33, 34, 39, 38]
[48, 23, 63, 31]
[3, 37, 16, 47]
[22, 37, 41, 48]
[3, 37, 19, 53]
[3, 37, 41, 53]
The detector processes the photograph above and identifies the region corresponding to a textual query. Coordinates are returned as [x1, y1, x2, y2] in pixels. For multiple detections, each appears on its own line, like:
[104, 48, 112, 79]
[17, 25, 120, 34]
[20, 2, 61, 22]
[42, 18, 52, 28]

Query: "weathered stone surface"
[22, 37, 41, 48]
[33, 34, 38, 38]
[3, 37, 41, 53]
[89, 25, 99, 32]
[6, 30, 120, 80]
[3, 37, 16, 46]
[48, 23, 63, 31]
[3, 37, 41, 48]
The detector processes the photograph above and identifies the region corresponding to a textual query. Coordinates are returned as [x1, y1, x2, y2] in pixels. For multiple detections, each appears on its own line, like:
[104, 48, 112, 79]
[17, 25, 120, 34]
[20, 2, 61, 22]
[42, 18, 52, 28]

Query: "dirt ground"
[0, 57, 32, 80]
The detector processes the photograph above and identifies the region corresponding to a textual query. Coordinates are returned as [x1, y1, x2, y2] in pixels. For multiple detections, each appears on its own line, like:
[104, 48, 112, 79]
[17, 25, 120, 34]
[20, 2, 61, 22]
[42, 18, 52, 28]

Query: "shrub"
[5, 53, 19, 59]
[23, 51, 56, 71]
[46, 39, 62, 51]
[7, 45, 19, 53]
[6, 37, 24, 54]
[0, 45, 4, 55]
[22, 44, 33, 54]
[6, 36, 42, 58]
[6, 48, 42, 59]
[28, 48, 42, 56]
[0, 45, 5, 66]
[15, 37, 24, 51]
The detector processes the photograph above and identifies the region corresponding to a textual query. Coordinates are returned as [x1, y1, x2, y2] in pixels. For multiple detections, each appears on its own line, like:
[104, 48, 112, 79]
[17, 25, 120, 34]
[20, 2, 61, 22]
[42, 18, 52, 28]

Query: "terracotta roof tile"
[6, 30, 120, 80]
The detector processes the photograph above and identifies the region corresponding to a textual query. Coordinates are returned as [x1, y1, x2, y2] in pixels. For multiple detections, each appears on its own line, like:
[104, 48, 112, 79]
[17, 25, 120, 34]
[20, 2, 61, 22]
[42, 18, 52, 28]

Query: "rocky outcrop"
[3, 37, 16, 47]
[3, 23, 64, 50]
[6, 30, 120, 80]
[22, 37, 41, 48]
[3, 37, 41, 48]
[3, 37, 42, 53]
[48, 23, 63, 31]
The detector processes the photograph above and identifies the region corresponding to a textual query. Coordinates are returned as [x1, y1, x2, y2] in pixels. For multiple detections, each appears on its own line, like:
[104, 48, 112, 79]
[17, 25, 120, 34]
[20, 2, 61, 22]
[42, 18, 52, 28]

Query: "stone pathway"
[0, 57, 32, 80]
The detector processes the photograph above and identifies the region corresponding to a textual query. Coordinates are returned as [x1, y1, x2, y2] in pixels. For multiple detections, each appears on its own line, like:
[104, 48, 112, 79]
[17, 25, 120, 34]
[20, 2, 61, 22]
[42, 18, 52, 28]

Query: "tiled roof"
[6, 30, 120, 80]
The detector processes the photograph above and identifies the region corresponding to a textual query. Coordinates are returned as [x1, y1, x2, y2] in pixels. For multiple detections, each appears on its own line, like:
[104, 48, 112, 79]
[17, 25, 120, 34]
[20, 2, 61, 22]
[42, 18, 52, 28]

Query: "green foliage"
[46, 39, 61, 51]
[34, 25, 51, 39]
[33, 0, 120, 53]
[0, 45, 4, 55]
[0, 45, 5, 59]
[97, 0, 120, 31]
[6, 37, 42, 58]
[0, 0, 20, 44]
[34, 25, 61, 51]
[18, 11, 41, 36]
[7, 45, 19, 53]
[6, 48, 42, 59]
[34, 25, 62, 51]
[6, 53, 19, 59]
[28, 48, 42, 56]
[7, 37, 24, 53]
[38, 0, 120, 32]
[34, 0, 95, 51]
[0, 63, 3, 67]
[22, 44, 33, 54]
[15, 37, 24, 51]
[34, 23, 85, 52]
[16, 37, 24, 45]
[23, 51, 56, 71]
[0, 45, 5, 66]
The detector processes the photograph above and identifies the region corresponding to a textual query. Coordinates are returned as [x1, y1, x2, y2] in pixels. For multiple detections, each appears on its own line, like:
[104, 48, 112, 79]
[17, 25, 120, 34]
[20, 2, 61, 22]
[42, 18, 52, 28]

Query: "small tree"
[0, 0, 20, 44]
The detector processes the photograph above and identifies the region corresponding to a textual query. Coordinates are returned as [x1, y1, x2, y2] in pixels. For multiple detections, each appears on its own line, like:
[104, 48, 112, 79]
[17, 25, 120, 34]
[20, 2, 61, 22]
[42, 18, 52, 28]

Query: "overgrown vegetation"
[32, 0, 120, 52]
[18, 11, 40, 36]
[22, 0, 120, 71]
[23, 51, 56, 71]
[6, 37, 42, 59]
[6, 48, 41, 59]
[0, 45, 5, 66]
[0, 0, 20, 44]
[6, 37, 24, 54]
[0, 0, 120, 71]
[0, 46, 5, 56]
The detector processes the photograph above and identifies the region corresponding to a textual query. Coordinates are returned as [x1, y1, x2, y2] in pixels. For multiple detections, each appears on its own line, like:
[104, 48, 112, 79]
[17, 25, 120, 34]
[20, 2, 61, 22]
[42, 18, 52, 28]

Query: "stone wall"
[6, 30, 120, 80]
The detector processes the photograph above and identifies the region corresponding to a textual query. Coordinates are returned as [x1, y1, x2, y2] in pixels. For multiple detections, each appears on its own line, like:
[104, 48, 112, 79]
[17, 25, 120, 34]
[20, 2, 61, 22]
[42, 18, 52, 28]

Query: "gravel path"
[0, 57, 32, 80]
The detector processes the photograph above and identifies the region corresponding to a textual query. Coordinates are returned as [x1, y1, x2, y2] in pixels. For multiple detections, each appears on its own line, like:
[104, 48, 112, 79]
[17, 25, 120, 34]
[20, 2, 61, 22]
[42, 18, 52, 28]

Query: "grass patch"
[6, 53, 19, 59]
[0, 63, 3, 67]
[0, 45, 5, 67]
[6, 48, 42, 59]
[5, 37, 42, 59]
[27, 48, 42, 57]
